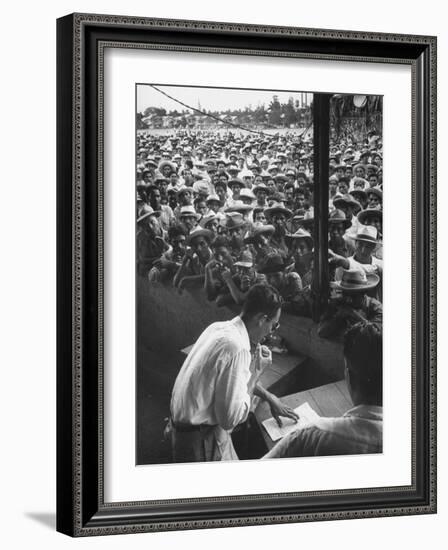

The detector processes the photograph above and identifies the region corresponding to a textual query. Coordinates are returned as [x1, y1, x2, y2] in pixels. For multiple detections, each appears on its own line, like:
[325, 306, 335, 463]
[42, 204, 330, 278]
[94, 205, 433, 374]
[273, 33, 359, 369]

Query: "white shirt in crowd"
[170, 316, 253, 431]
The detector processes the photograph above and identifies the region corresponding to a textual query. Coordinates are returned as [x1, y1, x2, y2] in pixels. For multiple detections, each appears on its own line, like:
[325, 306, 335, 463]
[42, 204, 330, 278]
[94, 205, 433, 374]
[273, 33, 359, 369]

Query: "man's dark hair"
[168, 224, 186, 241]
[211, 235, 230, 250]
[194, 196, 206, 207]
[344, 322, 382, 405]
[241, 283, 282, 320]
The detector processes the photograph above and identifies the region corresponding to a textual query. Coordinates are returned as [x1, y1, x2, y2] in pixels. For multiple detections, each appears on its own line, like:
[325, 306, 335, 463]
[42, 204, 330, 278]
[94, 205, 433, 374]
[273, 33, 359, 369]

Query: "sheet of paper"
[262, 402, 320, 442]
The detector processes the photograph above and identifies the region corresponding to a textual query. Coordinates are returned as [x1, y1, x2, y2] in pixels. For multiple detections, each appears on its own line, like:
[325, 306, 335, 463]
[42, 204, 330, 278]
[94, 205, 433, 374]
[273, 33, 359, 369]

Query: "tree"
[268, 95, 282, 126]
[283, 97, 298, 127]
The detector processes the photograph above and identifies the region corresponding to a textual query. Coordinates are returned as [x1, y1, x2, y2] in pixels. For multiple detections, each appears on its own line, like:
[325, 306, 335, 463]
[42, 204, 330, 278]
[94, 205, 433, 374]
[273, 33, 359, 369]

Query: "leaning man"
[169, 283, 299, 462]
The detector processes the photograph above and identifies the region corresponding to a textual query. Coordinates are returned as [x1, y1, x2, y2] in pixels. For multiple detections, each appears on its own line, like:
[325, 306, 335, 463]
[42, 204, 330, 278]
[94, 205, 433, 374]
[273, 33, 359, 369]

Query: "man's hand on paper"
[268, 395, 300, 427]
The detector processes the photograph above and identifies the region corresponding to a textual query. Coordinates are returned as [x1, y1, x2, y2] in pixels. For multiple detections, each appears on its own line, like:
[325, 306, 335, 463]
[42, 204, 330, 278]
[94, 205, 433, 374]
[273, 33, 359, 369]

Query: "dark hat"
[228, 177, 245, 189]
[265, 202, 293, 219]
[186, 226, 214, 245]
[367, 187, 383, 201]
[253, 183, 269, 194]
[158, 160, 177, 174]
[349, 189, 368, 202]
[333, 194, 362, 213]
[357, 208, 383, 225]
[328, 209, 351, 229]
[332, 268, 380, 293]
[258, 254, 295, 274]
[176, 185, 193, 198]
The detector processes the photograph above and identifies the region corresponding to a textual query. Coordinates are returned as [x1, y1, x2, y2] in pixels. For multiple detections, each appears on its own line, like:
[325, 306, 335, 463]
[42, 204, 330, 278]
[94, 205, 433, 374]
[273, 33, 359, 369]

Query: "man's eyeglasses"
[265, 316, 280, 332]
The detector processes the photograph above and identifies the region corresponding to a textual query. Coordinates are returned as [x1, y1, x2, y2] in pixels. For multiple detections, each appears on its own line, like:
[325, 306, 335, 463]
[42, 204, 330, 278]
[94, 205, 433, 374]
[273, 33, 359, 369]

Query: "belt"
[171, 418, 216, 433]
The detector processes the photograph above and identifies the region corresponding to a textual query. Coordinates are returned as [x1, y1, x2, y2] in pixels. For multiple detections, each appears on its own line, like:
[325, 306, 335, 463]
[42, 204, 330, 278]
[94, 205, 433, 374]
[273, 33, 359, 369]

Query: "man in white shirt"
[169, 284, 299, 462]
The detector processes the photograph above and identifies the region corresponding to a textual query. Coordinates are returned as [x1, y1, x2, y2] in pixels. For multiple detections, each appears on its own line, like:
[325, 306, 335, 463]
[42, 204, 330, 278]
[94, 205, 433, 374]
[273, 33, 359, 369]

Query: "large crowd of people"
[136, 125, 383, 340]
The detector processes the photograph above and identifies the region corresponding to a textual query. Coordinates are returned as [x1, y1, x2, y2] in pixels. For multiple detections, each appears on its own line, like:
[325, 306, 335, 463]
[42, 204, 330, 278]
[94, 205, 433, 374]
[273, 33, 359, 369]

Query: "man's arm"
[204, 260, 220, 301]
[221, 269, 246, 305]
[254, 384, 299, 427]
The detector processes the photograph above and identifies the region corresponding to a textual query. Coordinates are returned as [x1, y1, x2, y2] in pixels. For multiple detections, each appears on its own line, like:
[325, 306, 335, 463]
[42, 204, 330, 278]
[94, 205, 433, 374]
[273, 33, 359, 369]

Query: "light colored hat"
[285, 228, 314, 248]
[206, 194, 221, 204]
[179, 205, 200, 220]
[243, 224, 275, 244]
[234, 250, 254, 269]
[192, 180, 210, 195]
[353, 225, 378, 243]
[137, 204, 160, 224]
[239, 188, 256, 201]
[225, 213, 245, 230]
[239, 169, 253, 178]
[227, 164, 240, 173]
[332, 268, 380, 293]
[200, 212, 219, 228]
[225, 201, 254, 214]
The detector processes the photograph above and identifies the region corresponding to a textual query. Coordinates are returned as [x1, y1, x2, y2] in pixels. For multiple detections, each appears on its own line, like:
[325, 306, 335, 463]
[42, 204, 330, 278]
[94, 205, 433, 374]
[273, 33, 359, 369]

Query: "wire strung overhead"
[148, 84, 282, 138]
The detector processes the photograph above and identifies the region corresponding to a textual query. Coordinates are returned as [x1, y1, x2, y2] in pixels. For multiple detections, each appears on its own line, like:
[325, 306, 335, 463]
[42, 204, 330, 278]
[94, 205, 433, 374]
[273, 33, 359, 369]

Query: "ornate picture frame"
[56, 13, 437, 536]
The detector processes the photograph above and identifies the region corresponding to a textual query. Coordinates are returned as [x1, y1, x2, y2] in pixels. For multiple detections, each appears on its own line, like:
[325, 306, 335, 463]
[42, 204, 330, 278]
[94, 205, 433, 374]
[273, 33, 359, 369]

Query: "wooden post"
[312, 94, 332, 322]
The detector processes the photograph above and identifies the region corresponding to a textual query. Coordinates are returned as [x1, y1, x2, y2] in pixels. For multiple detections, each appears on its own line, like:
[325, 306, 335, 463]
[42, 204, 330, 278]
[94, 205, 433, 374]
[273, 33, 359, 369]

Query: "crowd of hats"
[136, 127, 383, 300]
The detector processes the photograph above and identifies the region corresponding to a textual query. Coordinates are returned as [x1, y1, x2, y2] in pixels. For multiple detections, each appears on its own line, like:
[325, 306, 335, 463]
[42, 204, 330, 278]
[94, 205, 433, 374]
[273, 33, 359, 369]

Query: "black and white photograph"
[135, 84, 383, 465]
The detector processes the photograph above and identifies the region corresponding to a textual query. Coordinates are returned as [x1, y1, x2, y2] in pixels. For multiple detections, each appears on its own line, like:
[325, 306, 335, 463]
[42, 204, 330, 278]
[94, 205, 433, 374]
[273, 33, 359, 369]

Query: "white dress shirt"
[170, 316, 252, 431]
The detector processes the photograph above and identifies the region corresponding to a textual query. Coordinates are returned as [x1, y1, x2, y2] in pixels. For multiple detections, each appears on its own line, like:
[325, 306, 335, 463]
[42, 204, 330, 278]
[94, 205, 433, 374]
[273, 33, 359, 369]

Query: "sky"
[136, 84, 313, 114]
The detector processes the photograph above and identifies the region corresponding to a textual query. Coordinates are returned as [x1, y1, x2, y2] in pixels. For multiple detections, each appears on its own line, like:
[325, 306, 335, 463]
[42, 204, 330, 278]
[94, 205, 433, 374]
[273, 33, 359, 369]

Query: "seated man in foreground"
[263, 321, 382, 458]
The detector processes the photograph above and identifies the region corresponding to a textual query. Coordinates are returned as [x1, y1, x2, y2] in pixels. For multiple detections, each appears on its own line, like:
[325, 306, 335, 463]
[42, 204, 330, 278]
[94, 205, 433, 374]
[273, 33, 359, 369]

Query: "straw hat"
[186, 226, 214, 245]
[285, 228, 314, 248]
[179, 205, 201, 220]
[357, 208, 383, 225]
[328, 209, 351, 229]
[243, 224, 275, 244]
[265, 202, 293, 219]
[137, 205, 160, 224]
[353, 225, 378, 243]
[332, 268, 380, 293]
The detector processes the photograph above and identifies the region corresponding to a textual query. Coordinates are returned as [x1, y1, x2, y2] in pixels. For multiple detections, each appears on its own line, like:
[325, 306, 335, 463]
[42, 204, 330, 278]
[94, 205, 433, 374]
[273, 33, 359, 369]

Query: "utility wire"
[148, 84, 280, 138]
